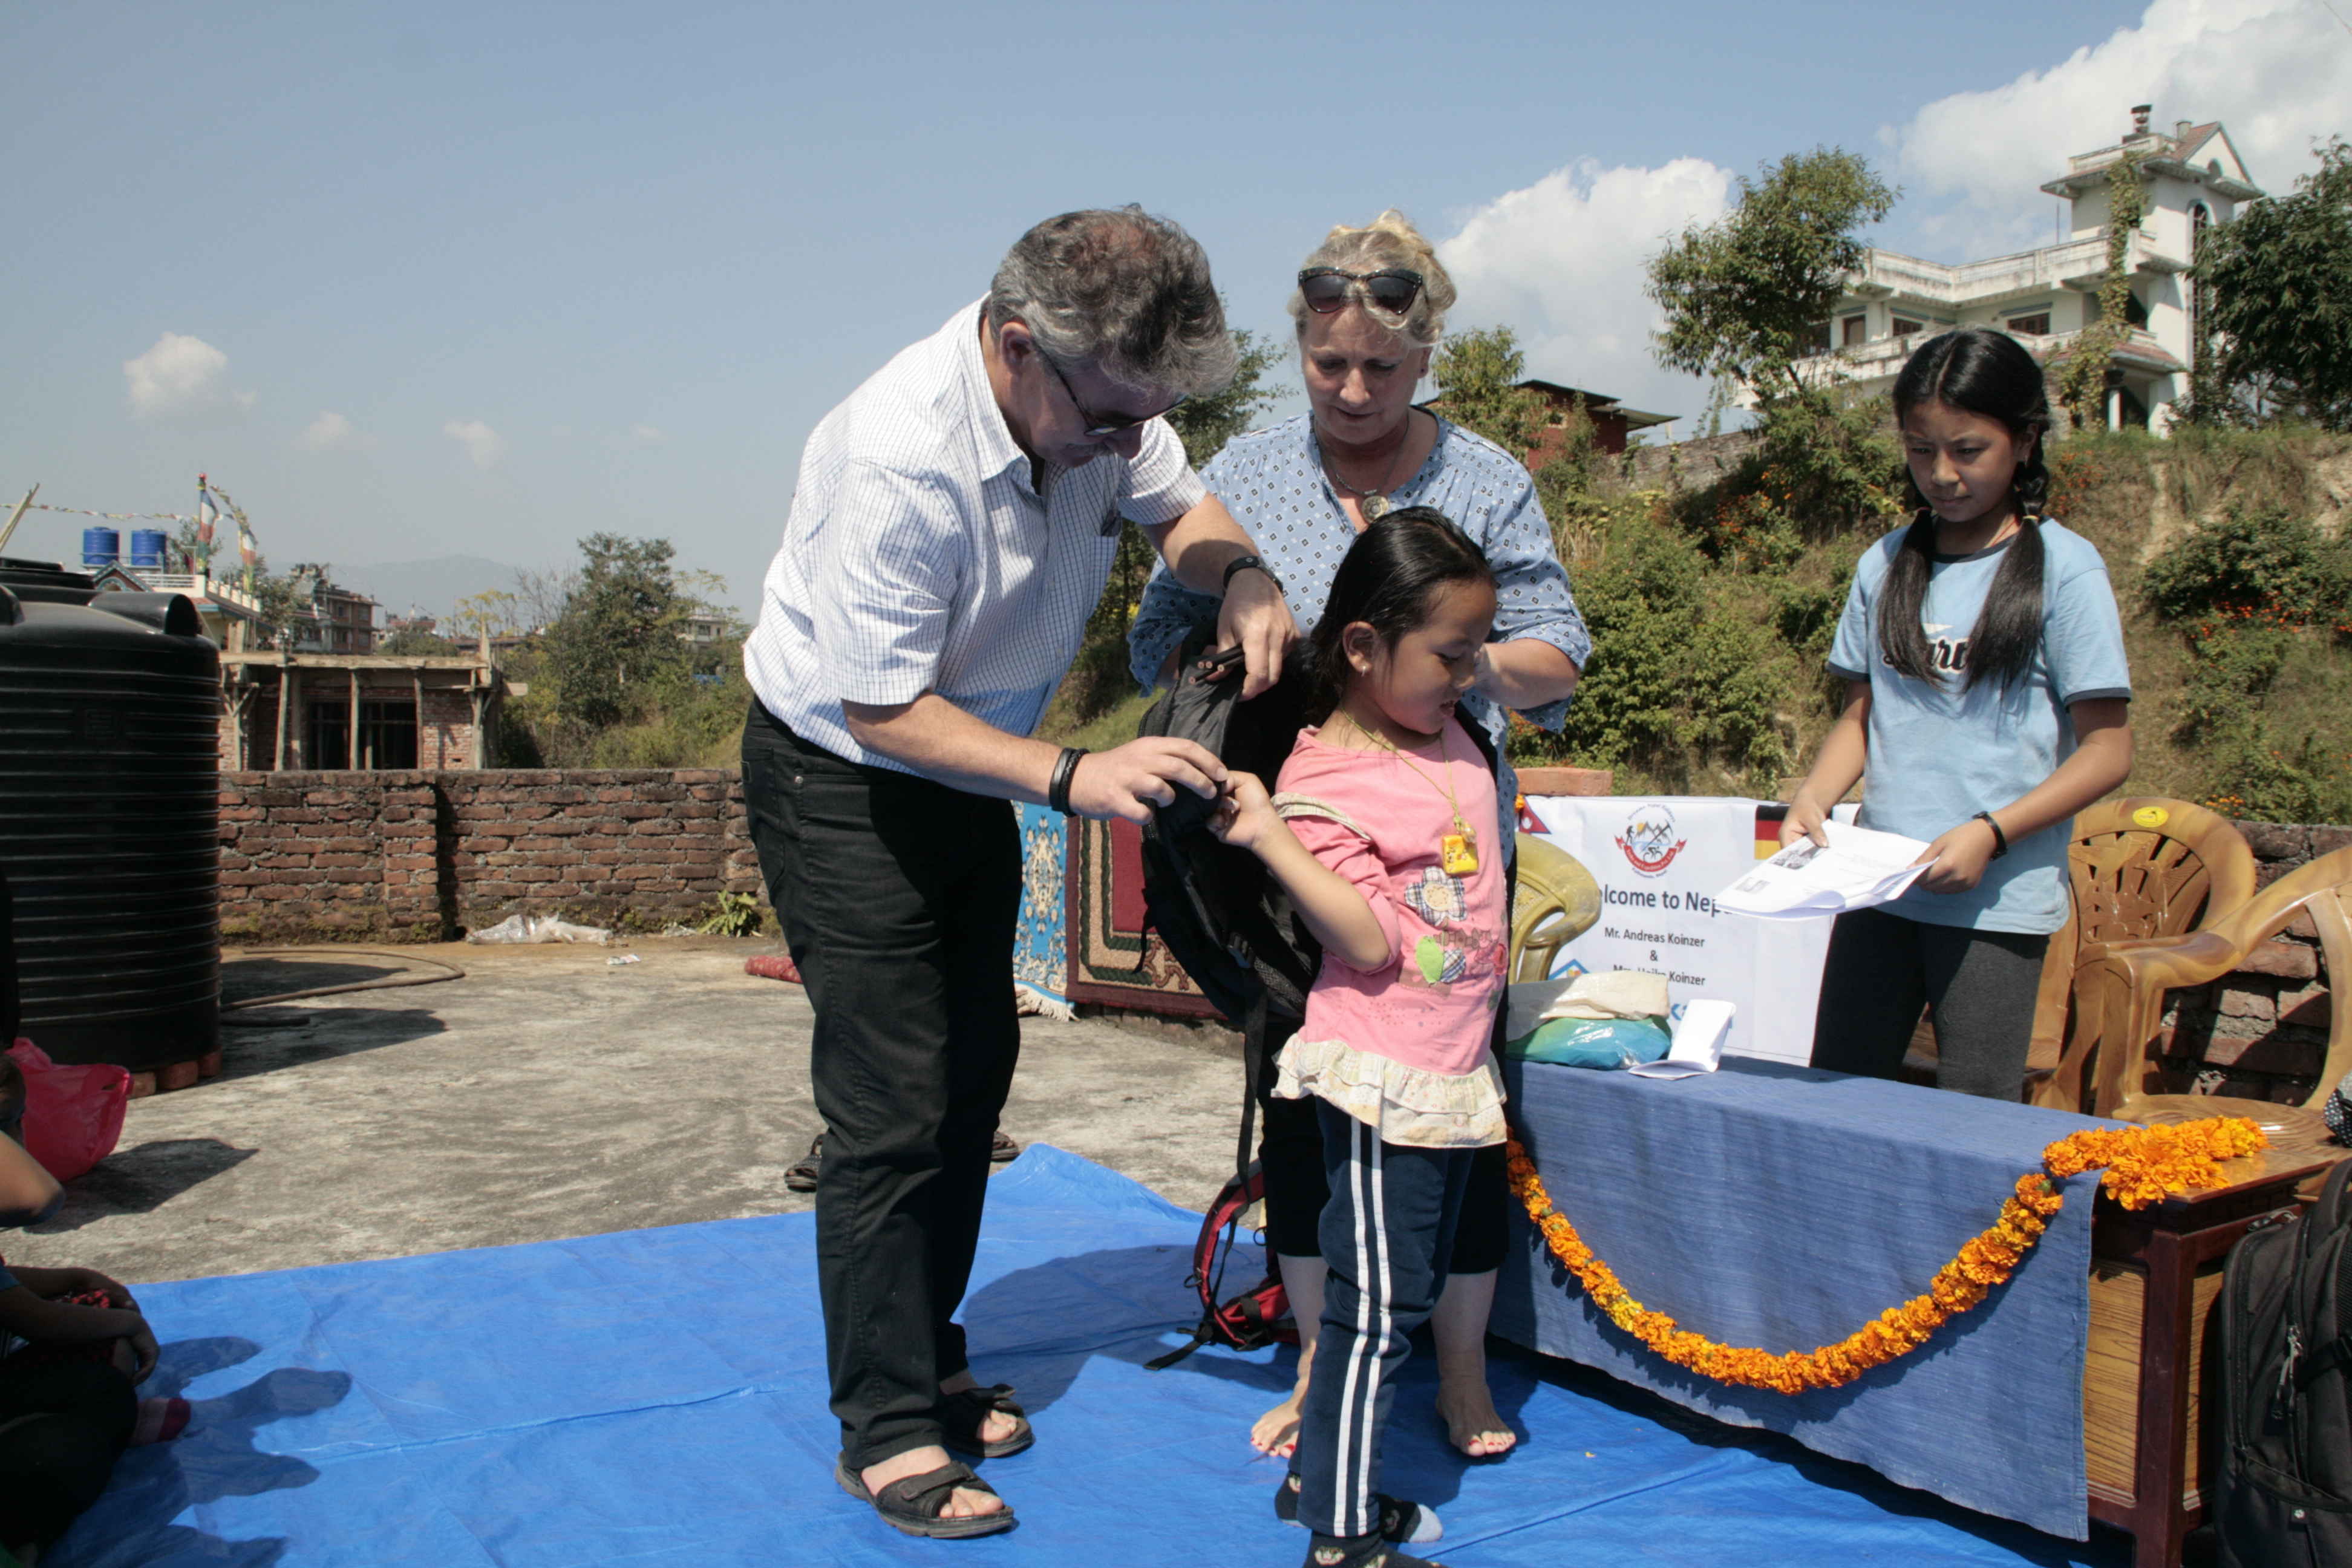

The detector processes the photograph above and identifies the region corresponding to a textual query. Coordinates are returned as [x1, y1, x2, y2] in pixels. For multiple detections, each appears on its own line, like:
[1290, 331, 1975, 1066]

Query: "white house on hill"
[1796, 106, 2262, 433]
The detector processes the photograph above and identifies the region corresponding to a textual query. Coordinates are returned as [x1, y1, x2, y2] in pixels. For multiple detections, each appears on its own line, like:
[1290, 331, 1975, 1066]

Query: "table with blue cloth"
[1492, 1055, 2115, 1541]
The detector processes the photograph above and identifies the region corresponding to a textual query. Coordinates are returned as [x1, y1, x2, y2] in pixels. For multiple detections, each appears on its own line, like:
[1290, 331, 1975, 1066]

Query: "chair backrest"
[1511, 833, 1602, 984]
[2027, 797, 2258, 1081]
[2192, 845, 2352, 1112]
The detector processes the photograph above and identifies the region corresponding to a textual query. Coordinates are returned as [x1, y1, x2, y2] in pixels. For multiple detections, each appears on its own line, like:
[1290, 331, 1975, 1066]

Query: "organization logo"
[1614, 805, 1687, 878]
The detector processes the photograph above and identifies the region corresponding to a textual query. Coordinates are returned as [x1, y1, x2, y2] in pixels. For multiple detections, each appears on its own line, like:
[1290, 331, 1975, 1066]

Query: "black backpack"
[1134, 636, 1320, 1368]
[2214, 1155, 2352, 1567]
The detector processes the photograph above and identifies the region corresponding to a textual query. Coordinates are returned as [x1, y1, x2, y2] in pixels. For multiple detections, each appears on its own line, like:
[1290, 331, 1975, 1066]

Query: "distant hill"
[335, 555, 535, 622]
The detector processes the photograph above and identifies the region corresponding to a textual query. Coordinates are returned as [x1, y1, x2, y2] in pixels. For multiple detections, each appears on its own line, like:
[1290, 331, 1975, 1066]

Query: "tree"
[2056, 153, 2148, 428]
[1166, 327, 1281, 468]
[1432, 327, 1546, 459]
[1646, 148, 1897, 406]
[449, 589, 529, 644]
[377, 624, 457, 656]
[543, 534, 695, 731]
[2189, 138, 2352, 431]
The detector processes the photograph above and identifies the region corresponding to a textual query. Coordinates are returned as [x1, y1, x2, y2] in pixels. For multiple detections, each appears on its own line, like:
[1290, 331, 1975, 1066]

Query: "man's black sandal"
[1276, 1475, 1440, 1543]
[939, 1383, 1034, 1458]
[784, 1133, 823, 1193]
[834, 1457, 1015, 1539]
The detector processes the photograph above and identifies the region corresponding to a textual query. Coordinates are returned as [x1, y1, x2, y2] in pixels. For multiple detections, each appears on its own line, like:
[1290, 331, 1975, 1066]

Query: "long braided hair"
[1879, 328, 2054, 692]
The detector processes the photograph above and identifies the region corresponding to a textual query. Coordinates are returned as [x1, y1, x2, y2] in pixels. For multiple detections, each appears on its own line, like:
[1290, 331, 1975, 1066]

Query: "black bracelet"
[1973, 810, 2009, 858]
[1049, 747, 1088, 817]
[1221, 553, 1281, 596]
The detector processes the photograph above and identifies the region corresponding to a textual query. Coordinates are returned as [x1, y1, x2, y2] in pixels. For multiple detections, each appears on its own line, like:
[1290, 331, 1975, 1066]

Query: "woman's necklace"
[1332, 710, 1480, 874]
[1320, 412, 1418, 521]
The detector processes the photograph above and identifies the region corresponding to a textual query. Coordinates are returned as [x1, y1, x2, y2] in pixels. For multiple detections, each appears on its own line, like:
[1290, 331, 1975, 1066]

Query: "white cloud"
[1437, 157, 1734, 426]
[123, 332, 250, 419]
[1885, 0, 2352, 251]
[298, 410, 362, 451]
[442, 418, 506, 469]
[627, 423, 668, 447]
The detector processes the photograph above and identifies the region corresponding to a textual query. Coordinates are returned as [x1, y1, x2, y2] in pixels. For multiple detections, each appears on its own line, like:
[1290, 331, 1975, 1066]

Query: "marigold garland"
[1506, 1116, 2268, 1395]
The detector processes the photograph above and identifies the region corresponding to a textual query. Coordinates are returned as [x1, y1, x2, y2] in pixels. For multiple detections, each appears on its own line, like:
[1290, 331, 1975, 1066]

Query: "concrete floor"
[7, 938, 1247, 1285]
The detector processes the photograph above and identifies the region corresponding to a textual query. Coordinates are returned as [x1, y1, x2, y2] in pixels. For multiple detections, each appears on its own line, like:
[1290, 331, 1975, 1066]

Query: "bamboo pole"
[0, 485, 38, 555]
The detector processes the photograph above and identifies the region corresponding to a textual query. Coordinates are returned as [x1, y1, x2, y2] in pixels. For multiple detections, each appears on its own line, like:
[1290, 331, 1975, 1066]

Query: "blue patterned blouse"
[1126, 410, 1590, 855]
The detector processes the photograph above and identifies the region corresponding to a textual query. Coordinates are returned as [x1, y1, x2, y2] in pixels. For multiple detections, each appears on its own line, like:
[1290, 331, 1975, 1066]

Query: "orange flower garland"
[1506, 1116, 2268, 1395]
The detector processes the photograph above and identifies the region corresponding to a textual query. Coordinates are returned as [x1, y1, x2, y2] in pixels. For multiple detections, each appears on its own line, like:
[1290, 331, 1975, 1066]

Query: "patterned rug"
[1063, 815, 1220, 1019]
[1012, 803, 1072, 1019]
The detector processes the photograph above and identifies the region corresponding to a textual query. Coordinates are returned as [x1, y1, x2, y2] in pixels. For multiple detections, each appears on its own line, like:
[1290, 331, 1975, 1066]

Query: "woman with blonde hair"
[1130, 212, 1587, 1476]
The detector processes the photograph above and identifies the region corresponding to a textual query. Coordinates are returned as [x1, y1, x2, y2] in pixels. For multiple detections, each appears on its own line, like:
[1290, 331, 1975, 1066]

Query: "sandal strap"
[944, 1382, 1026, 1418]
[878, 1460, 994, 1519]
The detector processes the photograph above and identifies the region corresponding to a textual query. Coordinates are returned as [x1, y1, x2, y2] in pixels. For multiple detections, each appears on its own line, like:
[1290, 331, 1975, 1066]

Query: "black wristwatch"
[1221, 553, 1281, 595]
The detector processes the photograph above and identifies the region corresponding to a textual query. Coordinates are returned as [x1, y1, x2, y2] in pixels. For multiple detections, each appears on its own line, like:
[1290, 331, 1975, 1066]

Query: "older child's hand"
[54, 1267, 136, 1311]
[1913, 818, 1999, 893]
[1207, 774, 1279, 855]
[1779, 797, 1831, 850]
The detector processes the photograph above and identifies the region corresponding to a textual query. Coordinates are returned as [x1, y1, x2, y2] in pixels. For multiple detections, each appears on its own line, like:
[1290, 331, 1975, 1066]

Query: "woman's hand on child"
[1207, 774, 1278, 855]
[1912, 818, 1999, 893]
[1779, 798, 1832, 850]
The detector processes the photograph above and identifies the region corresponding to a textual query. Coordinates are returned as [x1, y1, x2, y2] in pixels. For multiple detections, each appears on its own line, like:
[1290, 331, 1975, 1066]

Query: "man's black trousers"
[742, 701, 1022, 1470]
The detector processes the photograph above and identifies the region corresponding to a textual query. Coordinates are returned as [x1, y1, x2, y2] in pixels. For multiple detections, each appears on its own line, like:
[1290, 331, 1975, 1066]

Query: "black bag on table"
[2214, 1155, 2352, 1567]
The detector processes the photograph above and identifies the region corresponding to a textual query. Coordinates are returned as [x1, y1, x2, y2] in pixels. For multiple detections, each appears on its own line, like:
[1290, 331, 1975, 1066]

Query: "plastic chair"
[2069, 846, 2352, 1158]
[1512, 832, 1601, 983]
[2024, 798, 2258, 1111]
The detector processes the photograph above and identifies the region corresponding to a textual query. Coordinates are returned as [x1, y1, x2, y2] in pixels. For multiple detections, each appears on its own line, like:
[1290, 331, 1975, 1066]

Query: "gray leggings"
[1809, 906, 2050, 1100]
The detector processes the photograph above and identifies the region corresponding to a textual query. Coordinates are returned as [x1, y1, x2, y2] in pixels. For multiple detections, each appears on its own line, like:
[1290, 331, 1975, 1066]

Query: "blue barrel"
[80, 528, 119, 570]
[129, 529, 169, 569]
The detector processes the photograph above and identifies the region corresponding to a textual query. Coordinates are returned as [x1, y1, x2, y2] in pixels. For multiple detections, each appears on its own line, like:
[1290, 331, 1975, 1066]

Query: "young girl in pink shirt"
[1214, 509, 1505, 1568]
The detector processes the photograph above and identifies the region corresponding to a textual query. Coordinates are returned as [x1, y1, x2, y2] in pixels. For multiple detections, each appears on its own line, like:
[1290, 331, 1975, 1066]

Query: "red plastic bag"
[7, 1040, 128, 1182]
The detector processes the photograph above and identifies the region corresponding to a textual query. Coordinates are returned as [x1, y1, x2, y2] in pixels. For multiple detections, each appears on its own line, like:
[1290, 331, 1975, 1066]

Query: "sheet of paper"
[1630, 998, 1736, 1079]
[1715, 819, 1933, 920]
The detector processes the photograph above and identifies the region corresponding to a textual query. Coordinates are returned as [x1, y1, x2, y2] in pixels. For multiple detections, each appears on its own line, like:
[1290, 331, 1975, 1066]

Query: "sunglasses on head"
[1037, 350, 1186, 439]
[1298, 267, 1424, 316]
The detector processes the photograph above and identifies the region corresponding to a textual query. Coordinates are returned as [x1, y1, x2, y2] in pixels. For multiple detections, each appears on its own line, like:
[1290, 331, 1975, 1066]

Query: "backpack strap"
[1272, 792, 1371, 838]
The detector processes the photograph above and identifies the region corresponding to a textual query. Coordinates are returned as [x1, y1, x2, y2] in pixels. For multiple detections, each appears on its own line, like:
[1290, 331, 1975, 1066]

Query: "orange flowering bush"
[1506, 1116, 2266, 1394]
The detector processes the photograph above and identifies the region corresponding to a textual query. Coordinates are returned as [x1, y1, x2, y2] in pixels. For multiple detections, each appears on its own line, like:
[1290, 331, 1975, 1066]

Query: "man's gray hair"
[986, 207, 1237, 400]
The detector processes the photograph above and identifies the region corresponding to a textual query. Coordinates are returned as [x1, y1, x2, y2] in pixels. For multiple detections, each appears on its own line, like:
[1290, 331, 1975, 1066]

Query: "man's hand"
[1214, 568, 1298, 700]
[1067, 737, 1227, 825]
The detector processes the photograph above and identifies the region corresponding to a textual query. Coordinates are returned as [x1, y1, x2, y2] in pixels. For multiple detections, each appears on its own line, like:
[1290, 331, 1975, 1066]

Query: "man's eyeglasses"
[1298, 267, 1424, 316]
[1038, 351, 1186, 439]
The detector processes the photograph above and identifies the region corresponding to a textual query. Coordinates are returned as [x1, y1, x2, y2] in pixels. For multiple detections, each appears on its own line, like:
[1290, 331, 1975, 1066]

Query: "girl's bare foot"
[1434, 1379, 1516, 1459]
[1250, 1381, 1307, 1457]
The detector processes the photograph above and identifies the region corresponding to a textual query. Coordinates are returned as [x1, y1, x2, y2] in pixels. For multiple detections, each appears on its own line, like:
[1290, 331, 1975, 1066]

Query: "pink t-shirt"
[1276, 720, 1508, 1079]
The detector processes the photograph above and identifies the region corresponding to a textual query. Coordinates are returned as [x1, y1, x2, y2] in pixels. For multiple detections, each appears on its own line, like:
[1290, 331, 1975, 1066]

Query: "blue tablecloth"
[1492, 1056, 2115, 1540]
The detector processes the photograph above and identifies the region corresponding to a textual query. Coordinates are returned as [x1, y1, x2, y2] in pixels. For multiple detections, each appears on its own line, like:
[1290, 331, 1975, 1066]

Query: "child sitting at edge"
[1212, 510, 1509, 1568]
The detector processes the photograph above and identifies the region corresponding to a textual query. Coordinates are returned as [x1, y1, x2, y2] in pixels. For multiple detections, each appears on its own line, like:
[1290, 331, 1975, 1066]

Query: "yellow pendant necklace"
[1339, 713, 1480, 875]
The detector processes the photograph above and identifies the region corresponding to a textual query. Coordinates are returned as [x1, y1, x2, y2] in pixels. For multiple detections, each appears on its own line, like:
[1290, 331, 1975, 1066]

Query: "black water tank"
[0, 558, 220, 1069]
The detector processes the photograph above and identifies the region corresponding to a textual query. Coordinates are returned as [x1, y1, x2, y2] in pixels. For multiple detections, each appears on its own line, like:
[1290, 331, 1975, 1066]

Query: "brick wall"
[218, 769, 762, 942]
[2152, 822, 2350, 1104]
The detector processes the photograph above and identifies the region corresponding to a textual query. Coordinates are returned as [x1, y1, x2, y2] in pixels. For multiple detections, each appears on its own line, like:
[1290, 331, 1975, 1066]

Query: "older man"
[740, 208, 1295, 1538]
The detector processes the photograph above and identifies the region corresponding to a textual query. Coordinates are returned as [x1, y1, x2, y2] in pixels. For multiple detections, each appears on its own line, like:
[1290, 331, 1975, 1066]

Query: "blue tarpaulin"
[57, 1146, 2130, 1566]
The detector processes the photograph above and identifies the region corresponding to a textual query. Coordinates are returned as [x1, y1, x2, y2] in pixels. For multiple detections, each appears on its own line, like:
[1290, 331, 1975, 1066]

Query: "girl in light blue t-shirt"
[1781, 328, 2135, 1100]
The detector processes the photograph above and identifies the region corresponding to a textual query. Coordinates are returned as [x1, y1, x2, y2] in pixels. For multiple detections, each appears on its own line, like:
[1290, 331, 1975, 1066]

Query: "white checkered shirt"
[743, 301, 1206, 774]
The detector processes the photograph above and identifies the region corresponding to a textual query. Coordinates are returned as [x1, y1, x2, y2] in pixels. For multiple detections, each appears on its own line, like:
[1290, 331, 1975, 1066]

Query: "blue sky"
[4, 0, 2344, 616]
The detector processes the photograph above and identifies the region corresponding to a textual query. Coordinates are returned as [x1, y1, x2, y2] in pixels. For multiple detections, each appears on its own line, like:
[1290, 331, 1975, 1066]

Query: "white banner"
[1525, 795, 1832, 1066]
